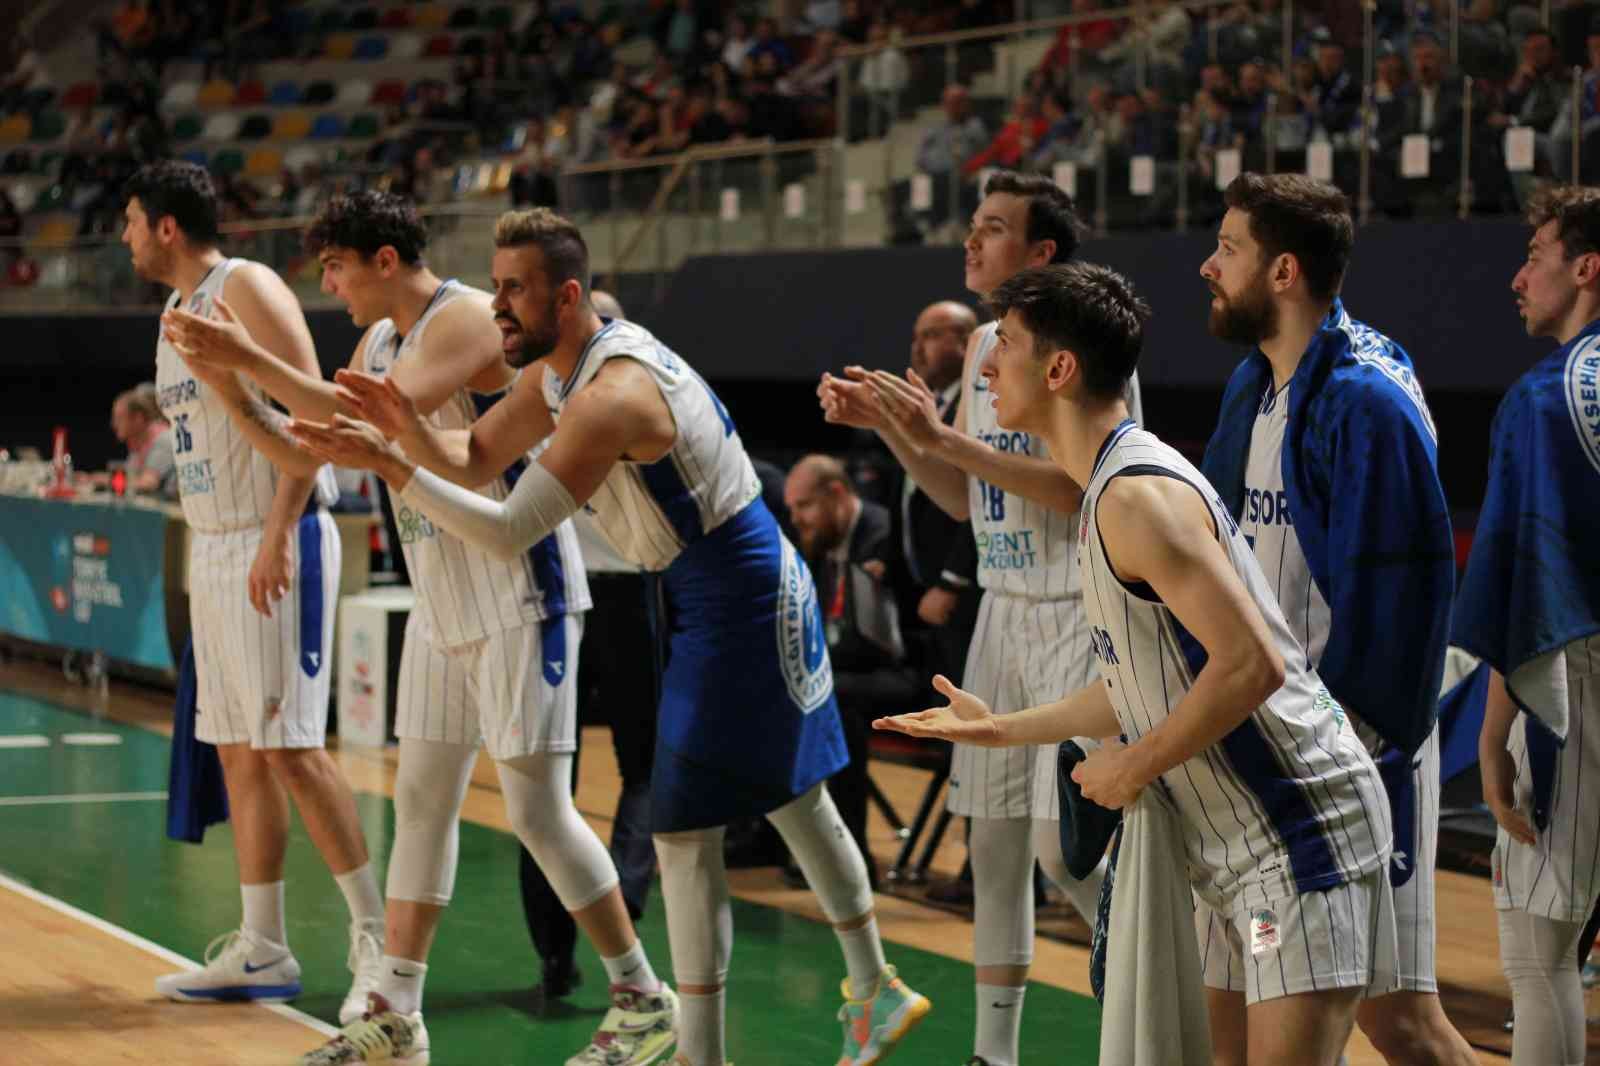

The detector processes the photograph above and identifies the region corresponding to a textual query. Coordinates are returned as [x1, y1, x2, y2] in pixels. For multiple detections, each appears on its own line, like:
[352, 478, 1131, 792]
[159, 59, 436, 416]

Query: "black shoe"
[540, 957, 582, 1000]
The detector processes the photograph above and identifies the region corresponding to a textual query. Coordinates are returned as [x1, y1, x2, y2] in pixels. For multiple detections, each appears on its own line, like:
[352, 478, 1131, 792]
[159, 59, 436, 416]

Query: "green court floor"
[0, 691, 1103, 1064]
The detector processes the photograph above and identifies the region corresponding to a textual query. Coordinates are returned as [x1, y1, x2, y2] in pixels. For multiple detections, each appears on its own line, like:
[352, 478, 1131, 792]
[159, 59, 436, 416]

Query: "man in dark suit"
[784, 454, 916, 887]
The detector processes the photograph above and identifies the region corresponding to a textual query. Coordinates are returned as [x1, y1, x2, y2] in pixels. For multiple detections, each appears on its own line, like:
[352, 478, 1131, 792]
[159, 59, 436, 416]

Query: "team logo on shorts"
[776, 539, 833, 713]
[1249, 908, 1280, 956]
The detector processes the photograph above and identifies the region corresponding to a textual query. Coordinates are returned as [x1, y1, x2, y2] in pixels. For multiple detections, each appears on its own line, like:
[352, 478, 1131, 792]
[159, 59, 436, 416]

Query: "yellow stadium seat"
[245, 147, 283, 177]
[323, 33, 356, 60]
[0, 114, 32, 142]
[197, 79, 235, 108]
[32, 215, 77, 246]
[413, 5, 450, 30]
[271, 111, 312, 140]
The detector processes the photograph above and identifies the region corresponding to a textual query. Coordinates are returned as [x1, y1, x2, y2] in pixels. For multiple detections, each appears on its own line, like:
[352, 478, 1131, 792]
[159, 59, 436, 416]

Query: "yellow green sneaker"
[834, 965, 931, 1065]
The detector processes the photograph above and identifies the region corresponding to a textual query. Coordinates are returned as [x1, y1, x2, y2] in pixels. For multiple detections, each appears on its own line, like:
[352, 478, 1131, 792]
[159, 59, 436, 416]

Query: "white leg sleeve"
[1498, 908, 1588, 1066]
[766, 783, 874, 924]
[654, 826, 733, 988]
[1031, 817, 1107, 920]
[496, 752, 620, 911]
[971, 816, 1036, 969]
[386, 737, 479, 905]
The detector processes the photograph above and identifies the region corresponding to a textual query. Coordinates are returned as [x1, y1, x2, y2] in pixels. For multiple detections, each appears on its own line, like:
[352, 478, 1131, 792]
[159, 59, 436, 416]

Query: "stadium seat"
[245, 147, 283, 177]
[181, 148, 209, 168]
[268, 80, 302, 106]
[0, 149, 29, 174]
[336, 80, 372, 109]
[210, 148, 244, 175]
[271, 111, 312, 140]
[172, 113, 203, 140]
[201, 113, 241, 140]
[0, 115, 31, 143]
[28, 110, 65, 142]
[414, 5, 451, 30]
[424, 33, 454, 57]
[33, 184, 65, 211]
[457, 34, 485, 56]
[371, 80, 407, 106]
[60, 82, 98, 109]
[33, 215, 76, 245]
[484, 6, 513, 30]
[310, 114, 346, 139]
[355, 35, 389, 60]
[235, 80, 266, 106]
[380, 8, 413, 28]
[323, 33, 357, 60]
[389, 33, 424, 59]
[197, 79, 236, 108]
[347, 113, 380, 138]
[447, 6, 480, 29]
[347, 7, 378, 31]
[284, 145, 321, 171]
[163, 80, 200, 110]
[238, 114, 272, 140]
[302, 81, 336, 105]
[34, 149, 60, 175]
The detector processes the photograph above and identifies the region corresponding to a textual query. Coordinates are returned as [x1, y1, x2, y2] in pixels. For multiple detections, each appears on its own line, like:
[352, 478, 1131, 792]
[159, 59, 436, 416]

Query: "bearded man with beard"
[1196, 174, 1474, 1066]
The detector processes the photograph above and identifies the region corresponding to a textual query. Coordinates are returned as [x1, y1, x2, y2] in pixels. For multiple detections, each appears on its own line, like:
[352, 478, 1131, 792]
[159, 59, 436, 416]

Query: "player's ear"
[1045, 348, 1076, 393]
[1576, 250, 1600, 288]
[1271, 251, 1297, 293]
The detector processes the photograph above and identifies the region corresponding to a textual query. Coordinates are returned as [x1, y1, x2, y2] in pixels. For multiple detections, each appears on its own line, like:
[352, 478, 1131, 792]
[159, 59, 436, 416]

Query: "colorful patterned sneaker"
[299, 994, 430, 1065]
[835, 965, 932, 1065]
[339, 920, 386, 1026]
[566, 983, 679, 1065]
[154, 927, 302, 1004]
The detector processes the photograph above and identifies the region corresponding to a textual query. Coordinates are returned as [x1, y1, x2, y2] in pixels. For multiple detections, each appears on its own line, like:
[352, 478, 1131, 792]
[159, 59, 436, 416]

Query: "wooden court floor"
[0, 656, 1550, 1064]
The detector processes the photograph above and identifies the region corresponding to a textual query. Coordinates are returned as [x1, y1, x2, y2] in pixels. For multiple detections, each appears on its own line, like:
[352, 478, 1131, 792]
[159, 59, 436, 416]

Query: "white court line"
[0, 734, 50, 748]
[61, 732, 123, 746]
[0, 870, 339, 1038]
[0, 790, 168, 807]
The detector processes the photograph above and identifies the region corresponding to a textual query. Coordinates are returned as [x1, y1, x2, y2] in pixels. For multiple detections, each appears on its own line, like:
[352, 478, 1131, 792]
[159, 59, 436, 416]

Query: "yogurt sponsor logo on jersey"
[394, 503, 438, 544]
[1565, 337, 1600, 476]
[776, 538, 833, 713]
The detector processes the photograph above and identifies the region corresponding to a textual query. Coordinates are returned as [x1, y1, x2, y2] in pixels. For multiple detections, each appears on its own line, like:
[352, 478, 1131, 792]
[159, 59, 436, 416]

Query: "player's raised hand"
[1070, 738, 1146, 810]
[162, 297, 258, 371]
[873, 674, 1000, 745]
[863, 367, 944, 448]
[819, 369, 886, 430]
[289, 414, 402, 474]
[334, 368, 421, 441]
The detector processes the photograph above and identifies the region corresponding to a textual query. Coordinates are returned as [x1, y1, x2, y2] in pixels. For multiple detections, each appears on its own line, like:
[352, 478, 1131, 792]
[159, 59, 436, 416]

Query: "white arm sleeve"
[397, 461, 577, 562]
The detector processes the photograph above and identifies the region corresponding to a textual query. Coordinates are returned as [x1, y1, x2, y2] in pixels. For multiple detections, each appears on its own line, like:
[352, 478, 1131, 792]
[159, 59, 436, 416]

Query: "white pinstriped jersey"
[154, 257, 337, 533]
[1079, 422, 1391, 908]
[962, 322, 1143, 600]
[538, 319, 761, 572]
[363, 280, 589, 647]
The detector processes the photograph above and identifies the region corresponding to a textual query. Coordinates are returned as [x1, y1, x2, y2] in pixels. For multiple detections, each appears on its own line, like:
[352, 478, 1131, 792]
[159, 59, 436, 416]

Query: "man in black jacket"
[785, 454, 916, 887]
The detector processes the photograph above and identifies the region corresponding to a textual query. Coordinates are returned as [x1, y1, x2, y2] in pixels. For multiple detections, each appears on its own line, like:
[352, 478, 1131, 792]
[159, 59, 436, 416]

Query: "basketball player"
[285, 208, 929, 1066]
[162, 190, 673, 1066]
[121, 160, 384, 1025]
[1457, 185, 1600, 1066]
[1196, 174, 1474, 1065]
[819, 170, 1134, 1066]
[876, 262, 1399, 1066]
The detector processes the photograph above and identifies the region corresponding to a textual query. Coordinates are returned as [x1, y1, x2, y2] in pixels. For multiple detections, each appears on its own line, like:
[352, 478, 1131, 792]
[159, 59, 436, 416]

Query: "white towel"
[1099, 787, 1213, 1066]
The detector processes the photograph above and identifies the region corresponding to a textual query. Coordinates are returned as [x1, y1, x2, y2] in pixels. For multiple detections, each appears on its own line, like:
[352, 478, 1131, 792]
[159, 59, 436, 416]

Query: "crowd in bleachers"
[5, 0, 1600, 280]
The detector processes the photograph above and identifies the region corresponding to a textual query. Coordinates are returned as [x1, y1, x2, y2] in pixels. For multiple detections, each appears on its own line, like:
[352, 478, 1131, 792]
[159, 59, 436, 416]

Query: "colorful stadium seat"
[323, 33, 357, 60]
[238, 114, 272, 140]
[347, 7, 378, 31]
[447, 6, 480, 29]
[380, 8, 413, 29]
[413, 5, 451, 30]
[172, 114, 203, 140]
[61, 82, 98, 109]
[371, 80, 407, 106]
[181, 148, 209, 168]
[302, 81, 336, 105]
[354, 35, 389, 60]
[0, 115, 32, 143]
[268, 80, 302, 106]
[271, 111, 312, 140]
[347, 113, 380, 138]
[389, 33, 424, 59]
[424, 33, 454, 57]
[210, 149, 244, 175]
[457, 34, 485, 56]
[245, 147, 283, 177]
[28, 111, 65, 141]
[162, 80, 200, 110]
[310, 114, 346, 138]
[337, 80, 373, 108]
[201, 113, 241, 140]
[197, 79, 236, 108]
[235, 80, 267, 106]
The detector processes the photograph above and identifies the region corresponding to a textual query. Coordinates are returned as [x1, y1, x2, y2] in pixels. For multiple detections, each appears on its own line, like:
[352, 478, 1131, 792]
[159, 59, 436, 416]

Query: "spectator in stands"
[0, 188, 20, 275]
[84, 384, 174, 496]
[837, 0, 872, 43]
[1101, 0, 1191, 89]
[684, 83, 734, 145]
[1306, 25, 1361, 137]
[1195, 87, 1243, 183]
[1373, 37, 1409, 105]
[857, 18, 910, 133]
[778, 28, 842, 104]
[656, 0, 706, 60]
[962, 92, 1046, 176]
[1491, 26, 1569, 136]
[1215, 0, 1288, 66]
[1546, 14, 1600, 179]
[746, 74, 805, 140]
[1231, 57, 1271, 143]
[723, 14, 756, 74]
[748, 17, 796, 72]
[1036, 0, 1124, 85]
[783, 453, 915, 889]
[1023, 88, 1086, 171]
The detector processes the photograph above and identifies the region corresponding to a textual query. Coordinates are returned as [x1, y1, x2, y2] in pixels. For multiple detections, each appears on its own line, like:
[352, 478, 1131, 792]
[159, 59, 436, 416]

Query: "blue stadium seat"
[310, 114, 346, 139]
[268, 80, 302, 106]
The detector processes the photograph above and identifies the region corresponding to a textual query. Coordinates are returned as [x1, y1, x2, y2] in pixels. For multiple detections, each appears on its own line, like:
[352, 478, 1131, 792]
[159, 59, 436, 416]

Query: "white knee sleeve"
[971, 816, 1035, 969]
[497, 752, 620, 911]
[1031, 817, 1107, 920]
[387, 737, 479, 905]
[655, 826, 733, 987]
[767, 784, 874, 924]
[1498, 908, 1588, 1066]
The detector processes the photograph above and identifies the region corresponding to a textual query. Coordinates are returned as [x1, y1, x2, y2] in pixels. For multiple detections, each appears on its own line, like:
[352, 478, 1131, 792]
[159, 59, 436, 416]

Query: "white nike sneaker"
[155, 927, 302, 1004]
[567, 984, 678, 1065]
[339, 919, 386, 1026]
[300, 994, 429, 1066]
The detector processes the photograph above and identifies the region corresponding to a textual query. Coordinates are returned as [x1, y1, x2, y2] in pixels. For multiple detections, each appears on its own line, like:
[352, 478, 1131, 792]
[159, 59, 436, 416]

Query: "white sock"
[335, 863, 385, 927]
[975, 983, 1025, 1066]
[377, 955, 428, 1016]
[241, 881, 287, 947]
[836, 916, 888, 1000]
[602, 939, 662, 992]
[678, 988, 726, 1066]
